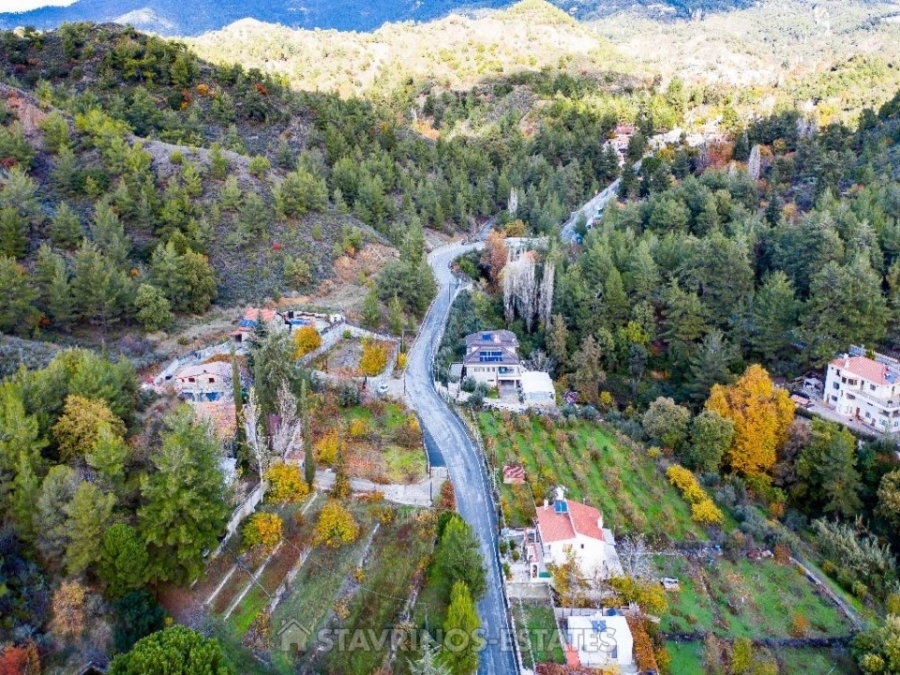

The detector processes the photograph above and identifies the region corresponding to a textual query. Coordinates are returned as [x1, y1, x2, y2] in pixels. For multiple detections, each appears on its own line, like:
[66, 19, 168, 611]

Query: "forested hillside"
[0, 20, 645, 345]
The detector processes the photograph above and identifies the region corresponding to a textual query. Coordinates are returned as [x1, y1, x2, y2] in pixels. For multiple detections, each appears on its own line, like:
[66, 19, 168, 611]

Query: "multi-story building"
[462, 330, 524, 387]
[824, 349, 900, 432]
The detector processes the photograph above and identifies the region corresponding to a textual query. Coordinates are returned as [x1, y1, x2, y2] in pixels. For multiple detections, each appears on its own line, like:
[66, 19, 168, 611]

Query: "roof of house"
[536, 499, 604, 543]
[567, 613, 631, 652]
[174, 362, 232, 381]
[462, 347, 520, 366]
[195, 401, 237, 440]
[242, 307, 282, 324]
[831, 355, 898, 386]
[521, 371, 555, 395]
[464, 330, 519, 349]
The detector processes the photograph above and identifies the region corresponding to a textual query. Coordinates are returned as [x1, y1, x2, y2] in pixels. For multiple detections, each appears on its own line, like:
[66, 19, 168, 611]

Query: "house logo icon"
[276, 618, 313, 652]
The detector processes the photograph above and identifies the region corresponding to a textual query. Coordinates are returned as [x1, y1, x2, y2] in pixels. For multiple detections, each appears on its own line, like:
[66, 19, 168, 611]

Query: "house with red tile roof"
[230, 307, 287, 344]
[534, 487, 612, 580]
[825, 348, 900, 433]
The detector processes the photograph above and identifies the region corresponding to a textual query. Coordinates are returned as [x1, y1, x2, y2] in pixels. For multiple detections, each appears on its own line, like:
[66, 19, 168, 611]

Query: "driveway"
[404, 241, 519, 675]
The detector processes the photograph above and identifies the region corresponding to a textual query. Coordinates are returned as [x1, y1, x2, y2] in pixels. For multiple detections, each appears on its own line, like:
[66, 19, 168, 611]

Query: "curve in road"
[404, 241, 519, 675]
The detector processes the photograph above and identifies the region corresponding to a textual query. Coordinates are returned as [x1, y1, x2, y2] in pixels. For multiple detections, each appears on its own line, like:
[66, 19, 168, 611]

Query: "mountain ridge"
[0, 0, 756, 36]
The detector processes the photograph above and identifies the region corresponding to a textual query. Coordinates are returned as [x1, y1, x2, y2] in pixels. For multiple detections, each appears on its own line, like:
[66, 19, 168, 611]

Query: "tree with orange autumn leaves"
[482, 230, 507, 290]
[705, 364, 794, 478]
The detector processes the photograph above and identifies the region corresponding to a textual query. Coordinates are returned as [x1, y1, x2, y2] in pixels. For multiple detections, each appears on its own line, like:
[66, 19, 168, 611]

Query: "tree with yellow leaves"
[265, 463, 310, 503]
[691, 499, 724, 526]
[315, 429, 339, 465]
[50, 579, 86, 638]
[53, 395, 127, 462]
[243, 512, 283, 553]
[705, 364, 794, 477]
[313, 500, 359, 548]
[293, 325, 322, 358]
[359, 339, 390, 376]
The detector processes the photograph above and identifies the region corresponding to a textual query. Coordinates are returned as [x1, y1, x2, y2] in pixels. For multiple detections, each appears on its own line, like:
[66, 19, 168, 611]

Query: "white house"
[462, 330, 524, 387]
[567, 612, 634, 670]
[520, 371, 556, 406]
[535, 488, 610, 579]
[824, 350, 900, 432]
[173, 362, 232, 402]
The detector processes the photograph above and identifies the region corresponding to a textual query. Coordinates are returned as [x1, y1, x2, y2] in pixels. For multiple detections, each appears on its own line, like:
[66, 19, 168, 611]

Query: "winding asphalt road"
[404, 241, 519, 675]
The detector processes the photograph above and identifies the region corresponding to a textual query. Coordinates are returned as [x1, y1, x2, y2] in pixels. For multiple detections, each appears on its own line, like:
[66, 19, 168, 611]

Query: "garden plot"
[312, 336, 394, 378]
[478, 411, 704, 539]
[271, 502, 435, 674]
[654, 555, 853, 640]
[512, 599, 566, 669]
[312, 400, 427, 484]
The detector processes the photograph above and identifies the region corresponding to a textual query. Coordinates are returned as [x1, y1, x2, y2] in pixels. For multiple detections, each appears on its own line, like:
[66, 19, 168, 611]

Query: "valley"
[3, 2, 900, 674]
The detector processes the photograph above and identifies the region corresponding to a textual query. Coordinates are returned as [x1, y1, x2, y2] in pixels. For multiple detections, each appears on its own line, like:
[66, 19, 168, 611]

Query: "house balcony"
[847, 388, 900, 410]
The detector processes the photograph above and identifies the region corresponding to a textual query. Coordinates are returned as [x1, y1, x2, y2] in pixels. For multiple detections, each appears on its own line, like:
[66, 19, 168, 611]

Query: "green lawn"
[479, 411, 704, 539]
[655, 555, 853, 640]
[666, 640, 705, 674]
[665, 642, 860, 675]
[513, 601, 565, 667]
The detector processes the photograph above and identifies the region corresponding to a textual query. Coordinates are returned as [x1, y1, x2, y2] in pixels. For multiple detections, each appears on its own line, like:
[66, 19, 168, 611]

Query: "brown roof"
[832, 355, 893, 386]
[194, 401, 237, 441]
[243, 307, 281, 323]
[536, 499, 604, 543]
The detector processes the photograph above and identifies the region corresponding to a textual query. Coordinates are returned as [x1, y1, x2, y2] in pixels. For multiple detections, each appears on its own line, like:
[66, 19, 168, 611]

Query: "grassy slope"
[479, 410, 704, 539]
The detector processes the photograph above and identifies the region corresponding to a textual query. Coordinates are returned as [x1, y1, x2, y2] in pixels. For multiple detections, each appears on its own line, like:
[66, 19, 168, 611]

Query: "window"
[580, 544, 584, 549]
[209, 377, 216, 383]
[871, 384, 877, 391]
[188, 377, 196, 383]
[831, 395, 838, 402]
[833, 382, 840, 390]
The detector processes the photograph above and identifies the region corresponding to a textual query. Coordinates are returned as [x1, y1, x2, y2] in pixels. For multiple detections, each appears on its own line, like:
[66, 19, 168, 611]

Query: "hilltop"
[190, 0, 900, 126]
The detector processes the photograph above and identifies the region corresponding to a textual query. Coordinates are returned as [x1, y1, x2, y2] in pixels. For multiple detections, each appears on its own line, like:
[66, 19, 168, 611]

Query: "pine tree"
[301, 379, 315, 489]
[547, 314, 569, 370]
[91, 201, 131, 269]
[571, 334, 604, 405]
[795, 419, 862, 517]
[98, 524, 148, 598]
[50, 203, 83, 249]
[64, 481, 116, 576]
[441, 582, 481, 675]
[138, 406, 229, 585]
[85, 423, 130, 495]
[209, 143, 229, 180]
[362, 286, 381, 329]
[0, 207, 26, 258]
[0, 255, 38, 332]
[72, 240, 129, 328]
[34, 465, 80, 569]
[134, 284, 173, 332]
[388, 294, 404, 336]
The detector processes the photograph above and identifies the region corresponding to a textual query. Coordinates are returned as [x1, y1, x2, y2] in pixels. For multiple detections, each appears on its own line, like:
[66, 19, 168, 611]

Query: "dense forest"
[0, 22, 641, 348]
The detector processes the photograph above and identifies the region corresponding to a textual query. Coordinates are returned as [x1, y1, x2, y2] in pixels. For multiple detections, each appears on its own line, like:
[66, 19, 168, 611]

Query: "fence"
[209, 482, 265, 561]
